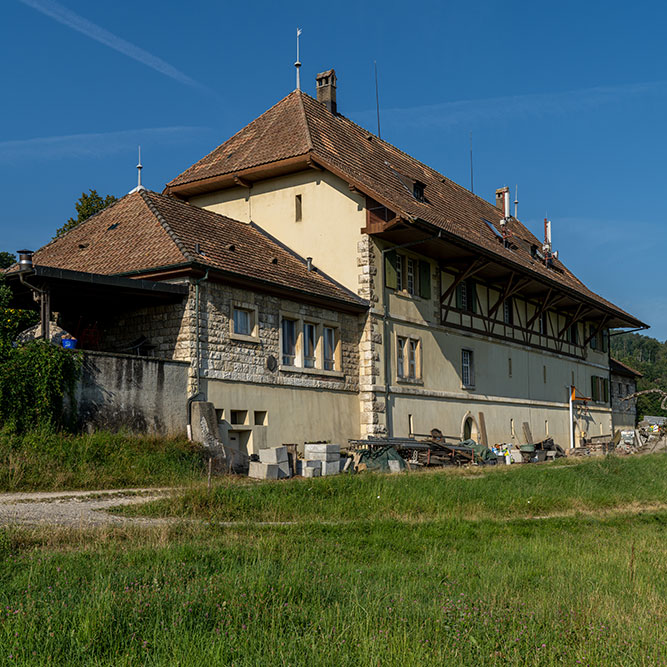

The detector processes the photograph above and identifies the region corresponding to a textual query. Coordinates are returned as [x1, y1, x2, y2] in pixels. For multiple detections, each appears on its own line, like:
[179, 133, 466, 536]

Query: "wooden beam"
[582, 315, 610, 347]
[439, 258, 489, 306]
[306, 158, 323, 171]
[487, 275, 531, 320]
[557, 303, 593, 339]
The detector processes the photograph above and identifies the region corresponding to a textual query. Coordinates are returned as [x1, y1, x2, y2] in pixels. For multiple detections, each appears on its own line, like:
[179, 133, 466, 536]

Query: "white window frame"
[406, 257, 416, 296]
[461, 348, 474, 388]
[230, 303, 259, 343]
[303, 322, 317, 368]
[280, 317, 299, 367]
[323, 325, 338, 371]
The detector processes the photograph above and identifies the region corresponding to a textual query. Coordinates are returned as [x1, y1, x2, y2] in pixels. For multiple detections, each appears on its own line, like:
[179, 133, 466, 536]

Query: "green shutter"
[385, 250, 398, 289]
[601, 329, 608, 353]
[591, 376, 598, 402]
[603, 378, 609, 403]
[419, 260, 431, 299]
[456, 283, 463, 309]
[469, 280, 477, 314]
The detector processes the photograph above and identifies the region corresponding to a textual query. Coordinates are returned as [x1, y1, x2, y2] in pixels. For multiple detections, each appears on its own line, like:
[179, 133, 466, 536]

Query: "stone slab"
[248, 462, 279, 480]
[304, 444, 340, 457]
[388, 460, 402, 473]
[509, 449, 523, 464]
[277, 460, 291, 479]
[320, 460, 340, 476]
[259, 446, 288, 464]
[305, 452, 340, 462]
[303, 467, 321, 478]
[304, 460, 322, 470]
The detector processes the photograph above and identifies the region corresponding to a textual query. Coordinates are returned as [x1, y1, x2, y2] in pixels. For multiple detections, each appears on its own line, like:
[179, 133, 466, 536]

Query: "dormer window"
[413, 181, 425, 202]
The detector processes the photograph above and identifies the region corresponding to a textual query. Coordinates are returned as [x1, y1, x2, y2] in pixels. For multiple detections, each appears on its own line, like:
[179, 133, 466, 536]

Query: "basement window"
[230, 410, 248, 426]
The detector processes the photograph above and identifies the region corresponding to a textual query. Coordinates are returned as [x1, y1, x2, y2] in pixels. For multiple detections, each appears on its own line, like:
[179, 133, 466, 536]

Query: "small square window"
[233, 308, 252, 336]
[254, 410, 268, 426]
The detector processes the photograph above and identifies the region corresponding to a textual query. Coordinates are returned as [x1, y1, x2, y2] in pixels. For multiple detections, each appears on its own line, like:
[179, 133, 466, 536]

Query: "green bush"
[0, 341, 80, 433]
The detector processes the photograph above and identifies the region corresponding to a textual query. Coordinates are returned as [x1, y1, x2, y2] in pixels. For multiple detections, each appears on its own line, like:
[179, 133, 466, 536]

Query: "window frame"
[396, 335, 422, 382]
[280, 317, 298, 367]
[230, 303, 259, 343]
[461, 348, 474, 388]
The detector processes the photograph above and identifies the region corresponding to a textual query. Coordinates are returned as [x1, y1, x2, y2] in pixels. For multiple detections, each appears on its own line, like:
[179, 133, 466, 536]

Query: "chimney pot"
[17, 249, 34, 272]
[316, 69, 337, 114]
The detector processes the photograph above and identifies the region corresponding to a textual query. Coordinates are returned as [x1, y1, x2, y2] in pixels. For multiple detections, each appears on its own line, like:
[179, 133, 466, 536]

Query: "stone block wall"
[196, 281, 360, 393]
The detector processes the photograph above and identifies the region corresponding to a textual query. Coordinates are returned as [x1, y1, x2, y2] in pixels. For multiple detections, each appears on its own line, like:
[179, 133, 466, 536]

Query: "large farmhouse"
[5, 70, 646, 452]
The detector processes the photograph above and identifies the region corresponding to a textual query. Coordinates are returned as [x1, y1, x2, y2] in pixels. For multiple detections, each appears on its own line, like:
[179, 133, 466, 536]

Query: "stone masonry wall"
[197, 281, 360, 393]
[357, 235, 386, 436]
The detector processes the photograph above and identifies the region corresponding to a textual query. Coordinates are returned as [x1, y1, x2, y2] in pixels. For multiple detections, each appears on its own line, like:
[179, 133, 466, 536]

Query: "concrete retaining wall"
[74, 351, 189, 436]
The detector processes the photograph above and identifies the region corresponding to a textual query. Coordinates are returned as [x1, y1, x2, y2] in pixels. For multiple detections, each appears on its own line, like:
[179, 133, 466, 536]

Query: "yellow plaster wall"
[189, 170, 366, 293]
[203, 379, 360, 453]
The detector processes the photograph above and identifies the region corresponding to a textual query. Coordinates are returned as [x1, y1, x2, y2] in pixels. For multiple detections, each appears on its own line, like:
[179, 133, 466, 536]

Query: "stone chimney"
[316, 69, 337, 114]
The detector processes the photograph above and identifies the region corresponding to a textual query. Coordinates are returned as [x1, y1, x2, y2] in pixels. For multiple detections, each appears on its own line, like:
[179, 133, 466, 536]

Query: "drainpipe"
[187, 269, 209, 439]
[379, 232, 441, 437]
[568, 385, 575, 451]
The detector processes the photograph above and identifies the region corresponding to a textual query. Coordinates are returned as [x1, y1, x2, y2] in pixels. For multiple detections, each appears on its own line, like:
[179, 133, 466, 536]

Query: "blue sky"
[2, 0, 665, 339]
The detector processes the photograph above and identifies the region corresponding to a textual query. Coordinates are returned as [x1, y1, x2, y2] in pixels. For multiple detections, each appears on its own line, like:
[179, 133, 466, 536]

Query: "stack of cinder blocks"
[303, 444, 340, 477]
[248, 446, 291, 480]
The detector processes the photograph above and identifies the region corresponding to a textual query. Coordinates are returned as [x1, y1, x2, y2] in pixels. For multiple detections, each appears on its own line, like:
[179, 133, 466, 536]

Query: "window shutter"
[601, 329, 608, 353]
[385, 250, 398, 289]
[591, 376, 598, 402]
[469, 280, 477, 314]
[603, 378, 609, 403]
[590, 325, 597, 350]
[419, 260, 431, 299]
[456, 283, 463, 309]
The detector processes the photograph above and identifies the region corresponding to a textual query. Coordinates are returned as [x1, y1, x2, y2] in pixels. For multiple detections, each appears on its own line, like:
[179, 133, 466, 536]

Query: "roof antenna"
[514, 184, 518, 218]
[469, 131, 474, 194]
[129, 145, 146, 193]
[374, 60, 381, 139]
[295, 28, 302, 91]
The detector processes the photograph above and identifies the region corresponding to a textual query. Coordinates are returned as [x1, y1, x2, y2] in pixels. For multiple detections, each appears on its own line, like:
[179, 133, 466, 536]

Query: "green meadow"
[0, 455, 665, 665]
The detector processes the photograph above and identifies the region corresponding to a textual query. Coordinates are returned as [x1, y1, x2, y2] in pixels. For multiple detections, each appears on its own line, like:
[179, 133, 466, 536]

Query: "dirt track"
[0, 488, 174, 527]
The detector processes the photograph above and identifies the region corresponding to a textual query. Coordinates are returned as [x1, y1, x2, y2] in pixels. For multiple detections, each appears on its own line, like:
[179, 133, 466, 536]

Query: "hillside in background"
[611, 332, 667, 419]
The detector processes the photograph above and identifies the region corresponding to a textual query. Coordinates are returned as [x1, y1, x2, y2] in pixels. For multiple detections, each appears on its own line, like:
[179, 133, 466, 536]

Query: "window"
[281, 318, 297, 366]
[568, 323, 578, 345]
[543, 365, 547, 384]
[462, 349, 474, 387]
[408, 339, 419, 379]
[323, 326, 336, 371]
[233, 308, 252, 336]
[397, 336, 421, 380]
[503, 298, 513, 325]
[295, 194, 302, 222]
[413, 181, 425, 202]
[508, 357, 512, 378]
[395, 255, 403, 291]
[456, 279, 476, 313]
[397, 336, 406, 378]
[589, 324, 598, 350]
[406, 257, 416, 295]
[303, 323, 316, 368]
[539, 312, 548, 336]
[591, 376, 610, 403]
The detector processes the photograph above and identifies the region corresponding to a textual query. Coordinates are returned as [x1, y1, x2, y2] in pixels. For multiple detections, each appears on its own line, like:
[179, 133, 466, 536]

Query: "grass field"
[0, 455, 665, 665]
[0, 430, 206, 491]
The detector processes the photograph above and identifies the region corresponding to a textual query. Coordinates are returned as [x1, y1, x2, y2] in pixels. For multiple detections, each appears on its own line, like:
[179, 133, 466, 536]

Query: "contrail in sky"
[351, 80, 667, 129]
[18, 0, 215, 97]
[0, 126, 208, 163]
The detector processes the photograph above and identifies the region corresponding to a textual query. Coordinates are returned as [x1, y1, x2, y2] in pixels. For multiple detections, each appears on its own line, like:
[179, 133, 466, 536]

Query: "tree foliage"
[55, 189, 117, 238]
[611, 332, 667, 420]
[0, 252, 15, 270]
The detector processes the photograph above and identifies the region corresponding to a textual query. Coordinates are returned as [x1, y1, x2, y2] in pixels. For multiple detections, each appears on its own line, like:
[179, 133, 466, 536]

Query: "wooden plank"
[478, 412, 489, 447]
[522, 422, 533, 444]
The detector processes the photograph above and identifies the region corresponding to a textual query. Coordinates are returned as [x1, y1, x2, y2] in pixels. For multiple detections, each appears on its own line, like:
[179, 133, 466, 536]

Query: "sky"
[1, 0, 665, 339]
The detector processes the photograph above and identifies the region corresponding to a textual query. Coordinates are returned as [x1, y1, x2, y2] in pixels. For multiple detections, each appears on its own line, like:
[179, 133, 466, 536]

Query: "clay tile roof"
[166, 90, 645, 328]
[610, 357, 643, 378]
[18, 189, 365, 309]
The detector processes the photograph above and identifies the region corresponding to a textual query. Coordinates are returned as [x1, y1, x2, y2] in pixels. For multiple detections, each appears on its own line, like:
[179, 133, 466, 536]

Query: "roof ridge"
[301, 91, 505, 215]
[139, 190, 194, 263]
[296, 90, 314, 152]
[26, 194, 124, 258]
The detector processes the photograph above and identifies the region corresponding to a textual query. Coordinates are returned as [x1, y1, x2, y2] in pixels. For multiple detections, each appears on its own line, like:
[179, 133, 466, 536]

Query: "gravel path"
[0, 488, 176, 527]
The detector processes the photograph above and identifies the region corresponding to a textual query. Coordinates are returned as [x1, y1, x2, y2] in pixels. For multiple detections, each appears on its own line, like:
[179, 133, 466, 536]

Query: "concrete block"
[509, 449, 523, 464]
[277, 461, 291, 479]
[305, 460, 321, 470]
[388, 460, 402, 473]
[304, 444, 340, 457]
[321, 460, 340, 476]
[305, 452, 340, 462]
[248, 462, 279, 480]
[303, 466, 321, 478]
[259, 446, 288, 464]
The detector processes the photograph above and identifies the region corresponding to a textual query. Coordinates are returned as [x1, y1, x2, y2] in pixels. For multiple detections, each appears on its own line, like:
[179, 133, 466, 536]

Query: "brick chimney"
[495, 187, 510, 216]
[316, 69, 337, 114]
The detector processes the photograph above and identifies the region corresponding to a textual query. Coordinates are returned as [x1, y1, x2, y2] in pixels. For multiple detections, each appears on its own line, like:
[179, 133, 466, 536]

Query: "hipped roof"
[10, 189, 366, 310]
[167, 89, 645, 328]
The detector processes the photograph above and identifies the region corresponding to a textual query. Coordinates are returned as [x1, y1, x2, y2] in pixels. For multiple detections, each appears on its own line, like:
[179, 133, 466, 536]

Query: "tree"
[55, 189, 117, 238]
[0, 252, 15, 269]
